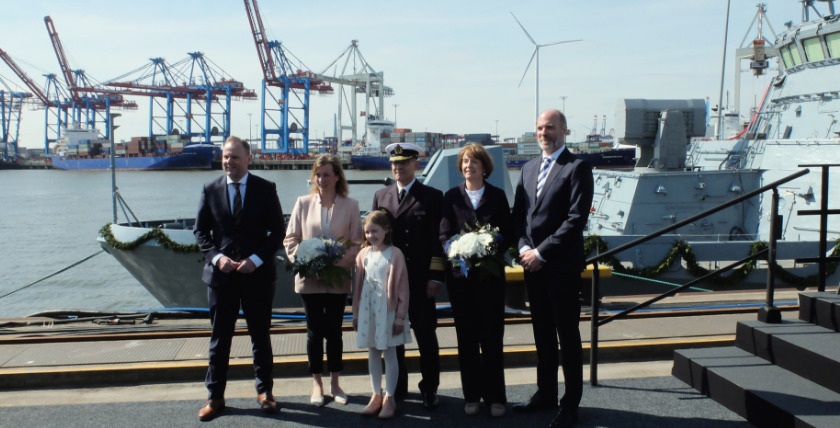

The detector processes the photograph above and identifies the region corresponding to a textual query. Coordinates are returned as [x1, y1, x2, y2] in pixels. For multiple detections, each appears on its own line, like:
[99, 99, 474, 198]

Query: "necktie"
[232, 182, 242, 217]
[398, 188, 406, 203]
[536, 156, 552, 200]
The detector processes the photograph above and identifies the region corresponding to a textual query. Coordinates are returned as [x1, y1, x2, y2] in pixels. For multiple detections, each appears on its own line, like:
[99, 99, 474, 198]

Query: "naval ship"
[588, 1, 840, 294]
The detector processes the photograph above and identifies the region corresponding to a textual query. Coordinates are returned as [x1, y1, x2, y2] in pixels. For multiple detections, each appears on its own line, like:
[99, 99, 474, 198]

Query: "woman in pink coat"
[284, 154, 363, 406]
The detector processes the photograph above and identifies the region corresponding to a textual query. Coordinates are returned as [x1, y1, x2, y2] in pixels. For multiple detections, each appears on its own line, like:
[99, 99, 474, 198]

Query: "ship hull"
[51, 152, 213, 171]
[98, 221, 300, 309]
[505, 148, 637, 169]
[51, 144, 218, 171]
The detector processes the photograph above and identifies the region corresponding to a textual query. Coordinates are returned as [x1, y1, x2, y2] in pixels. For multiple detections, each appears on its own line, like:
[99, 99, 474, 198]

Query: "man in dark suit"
[511, 110, 594, 428]
[194, 136, 284, 421]
[372, 142, 445, 409]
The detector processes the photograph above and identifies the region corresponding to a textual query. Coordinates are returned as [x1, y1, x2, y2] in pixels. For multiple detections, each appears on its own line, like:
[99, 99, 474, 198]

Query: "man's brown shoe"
[257, 393, 277, 413]
[198, 398, 225, 421]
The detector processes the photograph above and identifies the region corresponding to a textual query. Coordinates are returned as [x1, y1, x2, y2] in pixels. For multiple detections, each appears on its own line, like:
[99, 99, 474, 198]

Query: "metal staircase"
[673, 292, 840, 427]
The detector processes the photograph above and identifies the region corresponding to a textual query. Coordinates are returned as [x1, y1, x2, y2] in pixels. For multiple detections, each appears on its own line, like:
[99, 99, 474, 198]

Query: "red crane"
[0, 46, 74, 151]
[243, 0, 334, 153]
[43, 15, 137, 139]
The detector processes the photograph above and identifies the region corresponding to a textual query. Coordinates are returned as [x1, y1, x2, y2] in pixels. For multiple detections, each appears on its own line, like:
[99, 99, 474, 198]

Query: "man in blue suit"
[511, 110, 594, 428]
[194, 136, 284, 421]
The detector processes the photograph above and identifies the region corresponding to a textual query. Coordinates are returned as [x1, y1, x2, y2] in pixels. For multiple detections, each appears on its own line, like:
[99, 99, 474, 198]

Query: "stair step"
[736, 319, 840, 394]
[799, 292, 840, 332]
[673, 346, 840, 428]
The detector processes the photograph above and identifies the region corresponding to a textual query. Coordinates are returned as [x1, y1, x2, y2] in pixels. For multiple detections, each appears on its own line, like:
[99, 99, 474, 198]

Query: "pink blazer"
[352, 245, 409, 322]
[283, 193, 363, 294]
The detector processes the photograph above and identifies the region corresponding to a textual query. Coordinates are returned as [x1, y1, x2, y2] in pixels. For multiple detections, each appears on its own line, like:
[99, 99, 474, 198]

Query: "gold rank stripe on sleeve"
[429, 256, 446, 272]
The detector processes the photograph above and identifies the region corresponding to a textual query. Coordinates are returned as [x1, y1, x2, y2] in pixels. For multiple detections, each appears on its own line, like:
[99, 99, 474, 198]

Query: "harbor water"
[0, 168, 521, 318]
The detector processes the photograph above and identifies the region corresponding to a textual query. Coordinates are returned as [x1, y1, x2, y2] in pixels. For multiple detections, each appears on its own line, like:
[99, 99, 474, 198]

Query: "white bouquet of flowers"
[288, 235, 352, 287]
[444, 223, 507, 279]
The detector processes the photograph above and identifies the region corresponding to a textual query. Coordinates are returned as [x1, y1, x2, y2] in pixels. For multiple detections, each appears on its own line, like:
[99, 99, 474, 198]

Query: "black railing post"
[817, 166, 830, 292]
[590, 260, 600, 386]
[796, 164, 840, 294]
[758, 188, 782, 323]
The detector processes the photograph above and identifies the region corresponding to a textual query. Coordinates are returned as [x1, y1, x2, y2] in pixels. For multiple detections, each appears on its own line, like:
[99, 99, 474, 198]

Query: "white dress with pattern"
[355, 246, 412, 350]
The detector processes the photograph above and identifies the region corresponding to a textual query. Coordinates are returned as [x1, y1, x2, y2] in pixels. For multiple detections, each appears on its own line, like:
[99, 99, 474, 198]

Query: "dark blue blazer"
[194, 173, 284, 287]
[512, 148, 594, 274]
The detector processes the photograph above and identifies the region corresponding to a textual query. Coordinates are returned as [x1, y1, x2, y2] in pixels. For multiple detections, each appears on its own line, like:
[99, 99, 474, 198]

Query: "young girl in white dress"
[352, 210, 411, 419]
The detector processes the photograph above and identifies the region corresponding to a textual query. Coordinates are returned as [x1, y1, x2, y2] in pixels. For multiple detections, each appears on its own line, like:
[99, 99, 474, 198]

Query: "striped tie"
[232, 182, 242, 217]
[536, 156, 552, 200]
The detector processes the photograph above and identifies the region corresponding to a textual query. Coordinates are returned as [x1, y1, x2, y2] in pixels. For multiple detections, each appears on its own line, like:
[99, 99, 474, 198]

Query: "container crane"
[315, 40, 394, 148]
[43, 16, 137, 140]
[0, 47, 73, 152]
[104, 53, 257, 145]
[243, 0, 334, 153]
[0, 75, 31, 159]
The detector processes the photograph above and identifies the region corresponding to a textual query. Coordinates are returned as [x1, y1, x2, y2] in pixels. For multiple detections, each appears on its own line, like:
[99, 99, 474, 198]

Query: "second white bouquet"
[444, 223, 507, 279]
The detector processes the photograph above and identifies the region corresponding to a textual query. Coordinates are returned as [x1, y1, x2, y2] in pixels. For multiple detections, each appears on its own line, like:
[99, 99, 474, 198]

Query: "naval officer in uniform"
[371, 142, 445, 408]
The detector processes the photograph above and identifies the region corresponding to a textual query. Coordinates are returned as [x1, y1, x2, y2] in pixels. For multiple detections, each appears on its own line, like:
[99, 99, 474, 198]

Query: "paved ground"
[1, 290, 797, 427]
[0, 362, 751, 427]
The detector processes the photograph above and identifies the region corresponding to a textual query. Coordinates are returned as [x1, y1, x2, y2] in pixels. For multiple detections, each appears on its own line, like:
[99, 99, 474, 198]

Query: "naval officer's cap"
[385, 143, 423, 162]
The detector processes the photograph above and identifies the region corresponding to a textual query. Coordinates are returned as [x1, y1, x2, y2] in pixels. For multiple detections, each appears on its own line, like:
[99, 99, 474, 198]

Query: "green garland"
[99, 223, 200, 253]
[584, 234, 840, 289]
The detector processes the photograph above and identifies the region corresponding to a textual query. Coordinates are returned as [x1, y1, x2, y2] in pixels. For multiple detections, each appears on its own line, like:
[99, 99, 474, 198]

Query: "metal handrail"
[587, 168, 810, 386]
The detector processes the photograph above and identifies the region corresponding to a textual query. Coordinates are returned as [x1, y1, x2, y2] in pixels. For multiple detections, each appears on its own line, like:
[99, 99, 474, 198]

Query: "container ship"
[348, 119, 434, 170]
[50, 123, 218, 171]
[348, 118, 635, 170]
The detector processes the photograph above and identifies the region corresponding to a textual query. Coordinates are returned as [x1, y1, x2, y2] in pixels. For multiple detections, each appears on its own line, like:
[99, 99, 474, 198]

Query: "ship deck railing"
[584, 167, 822, 386]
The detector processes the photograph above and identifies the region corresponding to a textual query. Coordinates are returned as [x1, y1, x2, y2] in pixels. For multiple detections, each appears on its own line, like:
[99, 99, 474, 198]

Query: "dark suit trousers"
[396, 281, 441, 394]
[206, 272, 275, 399]
[300, 293, 346, 374]
[448, 275, 507, 404]
[525, 269, 583, 409]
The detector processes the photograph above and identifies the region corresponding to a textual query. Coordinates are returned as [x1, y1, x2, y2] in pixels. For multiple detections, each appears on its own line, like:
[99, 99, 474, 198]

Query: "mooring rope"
[610, 271, 714, 292]
[0, 250, 105, 300]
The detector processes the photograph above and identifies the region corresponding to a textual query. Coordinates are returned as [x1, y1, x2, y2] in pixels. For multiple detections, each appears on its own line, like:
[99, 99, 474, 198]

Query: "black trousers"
[205, 273, 275, 399]
[524, 269, 583, 409]
[396, 281, 440, 394]
[300, 293, 347, 374]
[448, 274, 507, 404]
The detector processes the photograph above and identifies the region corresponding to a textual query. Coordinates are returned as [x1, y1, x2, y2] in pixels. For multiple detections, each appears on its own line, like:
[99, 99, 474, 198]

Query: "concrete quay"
[0, 289, 810, 427]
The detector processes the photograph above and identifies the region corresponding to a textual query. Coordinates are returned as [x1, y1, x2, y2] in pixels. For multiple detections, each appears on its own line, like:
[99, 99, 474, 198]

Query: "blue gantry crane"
[243, 0, 334, 154]
[0, 47, 76, 153]
[104, 52, 257, 145]
[43, 16, 137, 141]
[0, 74, 31, 160]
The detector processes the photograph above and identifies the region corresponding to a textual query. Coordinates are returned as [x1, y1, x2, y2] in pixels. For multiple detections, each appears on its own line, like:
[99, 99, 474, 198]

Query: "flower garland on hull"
[584, 234, 840, 289]
[98, 222, 840, 289]
[99, 223, 199, 253]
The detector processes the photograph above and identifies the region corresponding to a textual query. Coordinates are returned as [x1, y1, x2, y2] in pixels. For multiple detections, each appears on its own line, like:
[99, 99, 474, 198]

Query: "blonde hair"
[362, 210, 393, 248]
[457, 143, 494, 178]
[309, 154, 348, 196]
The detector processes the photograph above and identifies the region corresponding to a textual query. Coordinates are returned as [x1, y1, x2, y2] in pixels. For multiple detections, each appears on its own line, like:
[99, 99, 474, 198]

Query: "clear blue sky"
[0, 0, 809, 148]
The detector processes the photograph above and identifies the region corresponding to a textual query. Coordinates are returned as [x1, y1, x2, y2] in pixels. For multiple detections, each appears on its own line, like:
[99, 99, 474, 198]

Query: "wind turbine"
[511, 12, 581, 122]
